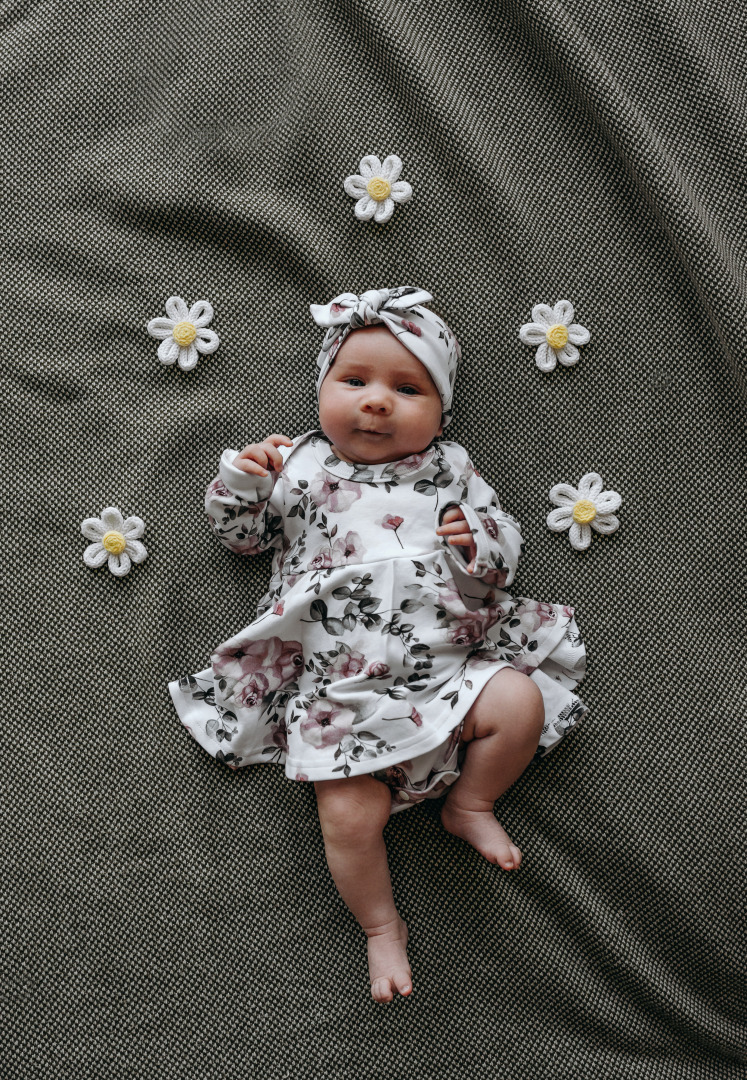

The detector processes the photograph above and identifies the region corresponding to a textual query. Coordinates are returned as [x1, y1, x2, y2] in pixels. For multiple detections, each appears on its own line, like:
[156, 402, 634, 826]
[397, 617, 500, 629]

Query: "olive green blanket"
[3, 0, 745, 1076]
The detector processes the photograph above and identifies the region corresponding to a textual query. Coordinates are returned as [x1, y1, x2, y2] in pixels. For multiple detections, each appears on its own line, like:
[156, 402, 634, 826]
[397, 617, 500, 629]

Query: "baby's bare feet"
[441, 802, 523, 870]
[365, 916, 412, 1004]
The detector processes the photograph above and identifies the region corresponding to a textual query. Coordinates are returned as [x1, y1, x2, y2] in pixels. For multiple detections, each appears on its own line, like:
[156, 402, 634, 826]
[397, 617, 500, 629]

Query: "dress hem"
[168, 660, 514, 780]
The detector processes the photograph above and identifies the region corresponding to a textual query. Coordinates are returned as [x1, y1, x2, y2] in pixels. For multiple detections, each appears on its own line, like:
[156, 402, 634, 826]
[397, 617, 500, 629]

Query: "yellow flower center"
[546, 323, 569, 350]
[572, 499, 597, 525]
[102, 530, 127, 554]
[172, 320, 197, 347]
[366, 176, 392, 202]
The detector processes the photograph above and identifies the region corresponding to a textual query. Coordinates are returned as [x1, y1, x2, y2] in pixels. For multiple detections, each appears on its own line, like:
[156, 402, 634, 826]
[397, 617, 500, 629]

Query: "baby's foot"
[365, 916, 412, 1004]
[441, 803, 523, 870]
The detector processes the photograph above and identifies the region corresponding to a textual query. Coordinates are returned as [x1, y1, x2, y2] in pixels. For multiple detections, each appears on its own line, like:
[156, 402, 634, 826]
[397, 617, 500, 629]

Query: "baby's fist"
[234, 433, 293, 477]
[436, 505, 478, 573]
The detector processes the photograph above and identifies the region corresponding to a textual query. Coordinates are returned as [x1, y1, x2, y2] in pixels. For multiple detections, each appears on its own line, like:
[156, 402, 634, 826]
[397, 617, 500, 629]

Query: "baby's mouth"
[357, 428, 389, 436]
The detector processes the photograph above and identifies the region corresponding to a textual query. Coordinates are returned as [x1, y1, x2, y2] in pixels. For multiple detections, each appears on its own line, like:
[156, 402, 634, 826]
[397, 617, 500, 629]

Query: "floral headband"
[309, 286, 461, 425]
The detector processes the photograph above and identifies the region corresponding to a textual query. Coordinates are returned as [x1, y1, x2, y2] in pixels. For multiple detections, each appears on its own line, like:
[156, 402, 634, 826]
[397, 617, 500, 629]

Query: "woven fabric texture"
[2, 0, 746, 1077]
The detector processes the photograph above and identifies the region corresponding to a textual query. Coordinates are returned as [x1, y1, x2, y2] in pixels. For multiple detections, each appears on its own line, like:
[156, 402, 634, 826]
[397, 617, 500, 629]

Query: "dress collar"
[309, 431, 437, 483]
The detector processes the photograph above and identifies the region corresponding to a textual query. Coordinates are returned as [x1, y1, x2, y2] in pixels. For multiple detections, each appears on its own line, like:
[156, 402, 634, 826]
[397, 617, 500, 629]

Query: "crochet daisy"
[146, 296, 220, 371]
[343, 154, 412, 224]
[82, 507, 148, 577]
[547, 473, 622, 550]
[519, 300, 590, 372]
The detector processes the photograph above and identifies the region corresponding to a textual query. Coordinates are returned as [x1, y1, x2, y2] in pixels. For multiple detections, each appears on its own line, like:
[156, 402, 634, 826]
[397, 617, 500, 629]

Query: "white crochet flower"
[519, 300, 590, 372]
[82, 507, 147, 577]
[146, 296, 220, 372]
[547, 473, 622, 551]
[343, 154, 412, 223]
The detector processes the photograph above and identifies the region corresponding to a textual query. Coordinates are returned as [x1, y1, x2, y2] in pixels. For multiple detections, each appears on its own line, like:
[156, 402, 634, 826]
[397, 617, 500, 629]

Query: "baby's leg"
[314, 774, 412, 1004]
[441, 667, 545, 870]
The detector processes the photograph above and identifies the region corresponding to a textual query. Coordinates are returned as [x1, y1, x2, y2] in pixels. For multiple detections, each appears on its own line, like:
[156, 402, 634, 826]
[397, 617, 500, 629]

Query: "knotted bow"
[310, 287, 433, 330]
[309, 286, 461, 425]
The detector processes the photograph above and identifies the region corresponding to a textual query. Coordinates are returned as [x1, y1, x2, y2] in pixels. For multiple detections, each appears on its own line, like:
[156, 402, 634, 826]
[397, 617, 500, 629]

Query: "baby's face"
[318, 326, 444, 465]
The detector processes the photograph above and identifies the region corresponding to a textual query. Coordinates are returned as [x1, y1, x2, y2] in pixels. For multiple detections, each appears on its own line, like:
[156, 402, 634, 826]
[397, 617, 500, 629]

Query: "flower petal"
[569, 523, 591, 550]
[557, 343, 580, 366]
[358, 155, 382, 179]
[553, 299, 575, 325]
[165, 296, 189, 322]
[595, 490, 622, 513]
[188, 300, 214, 327]
[373, 198, 394, 223]
[380, 155, 403, 182]
[157, 338, 179, 366]
[547, 506, 574, 531]
[125, 539, 148, 563]
[109, 551, 132, 577]
[83, 542, 108, 568]
[567, 323, 590, 345]
[178, 344, 199, 371]
[390, 180, 412, 203]
[548, 483, 579, 506]
[535, 342, 557, 371]
[146, 317, 176, 340]
[344, 174, 367, 198]
[353, 195, 376, 221]
[578, 473, 605, 500]
[122, 516, 146, 539]
[100, 507, 124, 530]
[519, 322, 548, 345]
[590, 514, 620, 535]
[81, 517, 105, 541]
[194, 328, 220, 354]
[531, 304, 554, 326]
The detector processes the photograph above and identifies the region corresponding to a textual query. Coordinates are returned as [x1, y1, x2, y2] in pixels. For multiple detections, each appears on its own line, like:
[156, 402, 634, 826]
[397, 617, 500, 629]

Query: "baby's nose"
[362, 391, 391, 413]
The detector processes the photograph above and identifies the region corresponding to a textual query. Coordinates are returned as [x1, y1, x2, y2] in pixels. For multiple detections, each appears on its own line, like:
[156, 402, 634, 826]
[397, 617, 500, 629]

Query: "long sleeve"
[204, 448, 285, 556]
[437, 450, 525, 587]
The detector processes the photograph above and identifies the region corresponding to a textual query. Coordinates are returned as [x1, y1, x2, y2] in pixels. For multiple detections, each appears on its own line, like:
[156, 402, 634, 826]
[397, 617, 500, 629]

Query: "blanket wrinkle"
[540, 858, 741, 1062]
[5, 367, 88, 402]
[502, 0, 747, 400]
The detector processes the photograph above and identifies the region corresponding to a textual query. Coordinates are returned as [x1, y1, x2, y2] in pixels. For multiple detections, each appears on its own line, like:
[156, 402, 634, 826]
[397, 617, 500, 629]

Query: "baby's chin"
[324, 431, 433, 466]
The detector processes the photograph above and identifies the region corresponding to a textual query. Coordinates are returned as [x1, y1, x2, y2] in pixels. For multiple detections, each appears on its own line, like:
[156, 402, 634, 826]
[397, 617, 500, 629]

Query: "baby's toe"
[496, 842, 522, 870]
[395, 974, 412, 996]
[371, 977, 394, 1004]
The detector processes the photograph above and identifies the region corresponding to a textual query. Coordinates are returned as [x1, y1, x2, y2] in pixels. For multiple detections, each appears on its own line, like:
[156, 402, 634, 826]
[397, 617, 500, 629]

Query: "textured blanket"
[3, 0, 745, 1076]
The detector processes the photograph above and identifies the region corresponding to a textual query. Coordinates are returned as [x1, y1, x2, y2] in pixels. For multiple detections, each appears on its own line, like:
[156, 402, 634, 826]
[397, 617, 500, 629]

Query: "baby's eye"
[398, 386, 418, 395]
[344, 377, 365, 386]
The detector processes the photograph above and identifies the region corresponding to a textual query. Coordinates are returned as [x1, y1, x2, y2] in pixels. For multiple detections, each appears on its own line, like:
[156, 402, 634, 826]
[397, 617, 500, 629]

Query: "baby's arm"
[435, 456, 524, 586]
[205, 433, 293, 556]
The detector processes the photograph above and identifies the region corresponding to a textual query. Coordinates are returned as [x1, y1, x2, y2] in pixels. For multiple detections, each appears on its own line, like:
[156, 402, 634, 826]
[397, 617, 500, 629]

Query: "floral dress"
[169, 430, 588, 815]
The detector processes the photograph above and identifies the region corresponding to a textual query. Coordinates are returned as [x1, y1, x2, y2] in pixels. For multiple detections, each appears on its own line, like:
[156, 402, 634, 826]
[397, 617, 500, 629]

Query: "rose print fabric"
[168, 431, 588, 815]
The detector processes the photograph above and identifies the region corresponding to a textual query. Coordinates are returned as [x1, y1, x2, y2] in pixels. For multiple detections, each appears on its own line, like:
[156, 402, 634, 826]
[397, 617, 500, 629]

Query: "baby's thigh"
[314, 774, 392, 841]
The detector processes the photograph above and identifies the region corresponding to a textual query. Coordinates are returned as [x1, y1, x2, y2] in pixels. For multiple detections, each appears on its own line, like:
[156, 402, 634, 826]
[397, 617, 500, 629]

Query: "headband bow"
[309, 286, 461, 425]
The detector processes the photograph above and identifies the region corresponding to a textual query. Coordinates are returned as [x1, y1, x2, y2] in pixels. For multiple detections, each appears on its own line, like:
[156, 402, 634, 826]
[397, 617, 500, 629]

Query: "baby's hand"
[436, 506, 477, 573]
[234, 434, 293, 477]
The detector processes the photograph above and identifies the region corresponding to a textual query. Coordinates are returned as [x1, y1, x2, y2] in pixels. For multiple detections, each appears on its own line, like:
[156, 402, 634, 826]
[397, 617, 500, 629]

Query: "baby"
[169, 286, 588, 1004]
